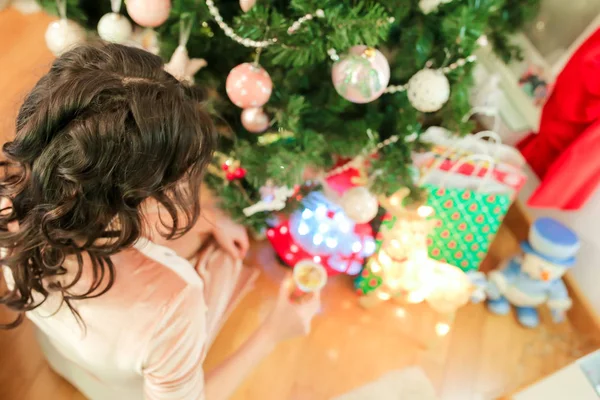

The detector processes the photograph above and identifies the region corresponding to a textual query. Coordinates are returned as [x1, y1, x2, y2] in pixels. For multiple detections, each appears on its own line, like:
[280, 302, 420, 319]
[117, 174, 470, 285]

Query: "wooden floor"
[0, 8, 596, 400]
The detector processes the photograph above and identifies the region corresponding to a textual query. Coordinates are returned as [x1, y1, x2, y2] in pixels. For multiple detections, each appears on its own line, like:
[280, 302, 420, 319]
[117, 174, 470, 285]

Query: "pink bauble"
[226, 63, 272, 108]
[331, 45, 390, 103]
[126, 0, 171, 28]
[241, 107, 270, 133]
[240, 0, 256, 12]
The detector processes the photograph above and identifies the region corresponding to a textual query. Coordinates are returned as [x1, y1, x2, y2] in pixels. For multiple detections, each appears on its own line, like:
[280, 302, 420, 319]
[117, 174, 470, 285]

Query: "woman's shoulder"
[107, 239, 204, 304]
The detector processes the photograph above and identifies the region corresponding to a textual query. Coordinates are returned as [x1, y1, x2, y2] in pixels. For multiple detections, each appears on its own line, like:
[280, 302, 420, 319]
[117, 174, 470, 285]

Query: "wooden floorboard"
[0, 8, 596, 400]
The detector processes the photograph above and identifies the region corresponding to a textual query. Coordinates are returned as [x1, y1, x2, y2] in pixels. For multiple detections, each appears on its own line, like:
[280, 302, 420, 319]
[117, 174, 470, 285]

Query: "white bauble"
[407, 68, 451, 112]
[45, 19, 86, 56]
[340, 187, 379, 224]
[12, 0, 42, 13]
[98, 12, 132, 43]
[419, 0, 453, 14]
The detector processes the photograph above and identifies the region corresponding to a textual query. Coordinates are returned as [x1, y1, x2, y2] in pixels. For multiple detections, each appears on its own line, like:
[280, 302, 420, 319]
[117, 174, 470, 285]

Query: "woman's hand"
[212, 213, 249, 259]
[264, 278, 321, 343]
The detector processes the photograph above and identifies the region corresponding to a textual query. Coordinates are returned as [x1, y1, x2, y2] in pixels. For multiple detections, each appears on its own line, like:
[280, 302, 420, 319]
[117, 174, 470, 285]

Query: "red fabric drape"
[518, 28, 600, 210]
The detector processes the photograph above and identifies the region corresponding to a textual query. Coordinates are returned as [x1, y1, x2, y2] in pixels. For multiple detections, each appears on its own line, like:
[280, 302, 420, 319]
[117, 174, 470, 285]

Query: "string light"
[417, 205, 434, 218]
[313, 233, 324, 245]
[435, 322, 451, 337]
[383, 55, 477, 94]
[326, 237, 338, 248]
[206, 0, 325, 48]
[377, 291, 391, 300]
[287, 9, 325, 34]
[297, 222, 310, 235]
[395, 307, 406, 318]
[440, 54, 477, 74]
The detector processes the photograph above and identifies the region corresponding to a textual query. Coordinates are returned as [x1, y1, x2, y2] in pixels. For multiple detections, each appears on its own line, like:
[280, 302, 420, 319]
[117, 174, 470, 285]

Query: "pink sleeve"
[142, 284, 208, 400]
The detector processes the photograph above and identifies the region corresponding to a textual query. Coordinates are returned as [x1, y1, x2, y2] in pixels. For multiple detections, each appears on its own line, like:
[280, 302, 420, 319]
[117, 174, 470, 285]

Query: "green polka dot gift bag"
[420, 153, 526, 272]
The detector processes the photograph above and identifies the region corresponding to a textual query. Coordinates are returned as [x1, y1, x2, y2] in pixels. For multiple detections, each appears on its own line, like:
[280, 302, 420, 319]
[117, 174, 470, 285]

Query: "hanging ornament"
[226, 62, 272, 108]
[221, 160, 246, 181]
[419, 0, 453, 14]
[45, 0, 86, 56]
[331, 45, 390, 104]
[407, 68, 451, 112]
[241, 107, 270, 133]
[164, 14, 207, 83]
[239, 0, 256, 12]
[129, 27, 160, 54]
[97, 0, 132, 44]
[340, 186, 379, 224]
[126, 0, 171, 28]
[11, 0, 42, 14]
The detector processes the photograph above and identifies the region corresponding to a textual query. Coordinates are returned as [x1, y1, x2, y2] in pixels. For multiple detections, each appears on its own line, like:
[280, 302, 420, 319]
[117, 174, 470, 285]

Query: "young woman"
[0, 42, 320, 400]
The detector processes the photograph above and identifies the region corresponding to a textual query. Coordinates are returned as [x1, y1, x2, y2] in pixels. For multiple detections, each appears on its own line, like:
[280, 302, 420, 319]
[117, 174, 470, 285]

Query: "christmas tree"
[38, 0, 539, 257]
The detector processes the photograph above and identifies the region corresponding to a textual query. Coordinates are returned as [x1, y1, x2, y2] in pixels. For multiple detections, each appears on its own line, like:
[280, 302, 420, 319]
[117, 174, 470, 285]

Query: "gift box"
[267, 191, 376, 276]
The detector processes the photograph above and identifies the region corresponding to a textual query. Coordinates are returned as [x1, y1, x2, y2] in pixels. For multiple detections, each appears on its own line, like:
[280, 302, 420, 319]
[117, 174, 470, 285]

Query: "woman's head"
[0, 42, 217, 327]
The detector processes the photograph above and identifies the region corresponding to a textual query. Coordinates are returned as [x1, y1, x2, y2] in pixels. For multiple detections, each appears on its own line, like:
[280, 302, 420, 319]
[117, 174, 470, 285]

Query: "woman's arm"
[143, 185, 249, 259]
[205, 280, 321, 400]
[204, 321, 275, 400]
[197, 185, 249, 259]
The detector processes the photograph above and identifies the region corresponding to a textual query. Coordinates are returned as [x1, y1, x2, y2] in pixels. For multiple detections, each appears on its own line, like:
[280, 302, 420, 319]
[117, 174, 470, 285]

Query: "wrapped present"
[267, 191, 376, 276]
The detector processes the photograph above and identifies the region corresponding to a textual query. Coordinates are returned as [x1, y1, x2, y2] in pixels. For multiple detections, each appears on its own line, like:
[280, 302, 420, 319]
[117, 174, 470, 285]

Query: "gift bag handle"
[462, 106, 502, 134]
[421, 153, 496, 193]
[422, 124, 502, 178]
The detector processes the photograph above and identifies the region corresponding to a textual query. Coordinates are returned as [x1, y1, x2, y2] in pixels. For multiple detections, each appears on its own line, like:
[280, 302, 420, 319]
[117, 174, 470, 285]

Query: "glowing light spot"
[325, 237, 338, 248]
[339, 221, 351, 233]
[435, 322, 451, 337]
[417, 206, 434, 218]
[302, 209, 313, 219]
[363, 240, 376, 255]
[395, 308, 406, 318]
[297, 222, 309, 235]
[378, 251, 392, 266]
[315, 205, 327, 218]
[267, 229, 275, 237]
[387, 279, 400, 289]
[290, 244, 299, 253]
[313, 256, 321, 263]
[285, 253, 293, 261]
[313, 233, 324, 245]
[280, 226, 288, 234]
[391, 239, 401, 249]
[389, 195, 401, 206]
[377, 291, 391, 300]
[334, 212, 346, 222]
[318, 223, 330, 233]
[352, 241, 362, 253]
[407, 291, 426, 304]
[370, 262, 381, 273]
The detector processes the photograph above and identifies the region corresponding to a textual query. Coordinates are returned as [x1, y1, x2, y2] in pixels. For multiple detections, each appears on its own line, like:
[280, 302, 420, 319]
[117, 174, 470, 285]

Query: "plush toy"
[486, 217, 579, 328]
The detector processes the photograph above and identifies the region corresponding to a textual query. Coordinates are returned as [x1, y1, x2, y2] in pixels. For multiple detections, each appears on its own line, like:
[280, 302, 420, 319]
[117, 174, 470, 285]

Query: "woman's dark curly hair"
[0, 42, 217, 328]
